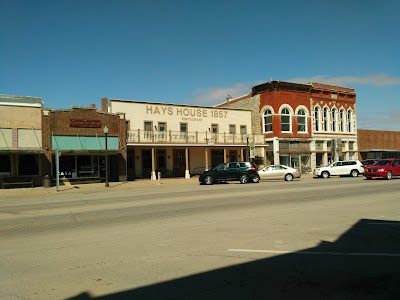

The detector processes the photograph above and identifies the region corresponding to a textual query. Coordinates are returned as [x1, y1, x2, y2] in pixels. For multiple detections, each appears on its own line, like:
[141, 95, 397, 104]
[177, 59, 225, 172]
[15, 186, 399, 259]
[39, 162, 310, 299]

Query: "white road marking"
[228, 249, 400, 257]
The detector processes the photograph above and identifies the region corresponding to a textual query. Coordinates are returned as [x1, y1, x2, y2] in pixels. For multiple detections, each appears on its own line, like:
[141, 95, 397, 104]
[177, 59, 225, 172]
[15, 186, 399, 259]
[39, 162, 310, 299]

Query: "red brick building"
[42, 105, 128, 183]
[217, 81, 358, 170]
[358, 129, 400, 159]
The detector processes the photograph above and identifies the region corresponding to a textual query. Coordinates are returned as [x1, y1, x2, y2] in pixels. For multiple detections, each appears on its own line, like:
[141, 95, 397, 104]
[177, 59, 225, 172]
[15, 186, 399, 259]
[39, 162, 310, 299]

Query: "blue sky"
[1, 0, 399, 130]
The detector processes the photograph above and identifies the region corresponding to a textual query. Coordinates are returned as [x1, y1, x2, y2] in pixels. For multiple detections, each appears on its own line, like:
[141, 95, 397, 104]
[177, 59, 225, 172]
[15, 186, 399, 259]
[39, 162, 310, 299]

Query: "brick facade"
[358, 129, 400, 155]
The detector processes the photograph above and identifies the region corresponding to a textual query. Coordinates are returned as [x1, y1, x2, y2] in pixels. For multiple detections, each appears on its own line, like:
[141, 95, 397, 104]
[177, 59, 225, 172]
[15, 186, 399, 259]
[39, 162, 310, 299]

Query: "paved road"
[1, 177, 399, 299]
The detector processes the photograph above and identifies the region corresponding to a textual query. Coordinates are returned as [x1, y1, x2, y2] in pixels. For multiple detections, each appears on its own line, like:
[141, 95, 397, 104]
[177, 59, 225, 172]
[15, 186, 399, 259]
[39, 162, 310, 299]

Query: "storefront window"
[54, 155, 100, 178]
[19, 154, 39, 175]
[0, 155, 11, 177]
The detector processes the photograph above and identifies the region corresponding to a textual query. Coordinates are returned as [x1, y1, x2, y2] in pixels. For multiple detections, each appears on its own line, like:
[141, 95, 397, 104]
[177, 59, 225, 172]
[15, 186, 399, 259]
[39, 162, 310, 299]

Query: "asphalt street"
[0, 176, 399, 299]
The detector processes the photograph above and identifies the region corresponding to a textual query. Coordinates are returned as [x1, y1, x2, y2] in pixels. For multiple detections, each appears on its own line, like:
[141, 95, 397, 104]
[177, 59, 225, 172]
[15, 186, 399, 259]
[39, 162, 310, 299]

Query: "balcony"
[127, 130, 265, 145]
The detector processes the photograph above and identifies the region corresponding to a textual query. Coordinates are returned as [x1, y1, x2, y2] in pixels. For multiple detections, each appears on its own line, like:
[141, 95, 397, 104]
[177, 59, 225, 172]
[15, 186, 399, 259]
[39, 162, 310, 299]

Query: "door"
[330, 162, 342, 175]
[393, 159, 400, 176]
[173, 149, 185, 177]
[226, 162, 240, 180]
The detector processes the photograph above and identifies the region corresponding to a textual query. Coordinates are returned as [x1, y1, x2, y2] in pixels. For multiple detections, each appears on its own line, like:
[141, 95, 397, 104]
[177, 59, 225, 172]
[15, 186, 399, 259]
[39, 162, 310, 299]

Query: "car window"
[229, 163, 239, 169]
[215, 163, 227, 171]
[349, 161, 356, 165]
[393, 160, 400, 166]
[342, 162, 350, 166]
[375, 160, 391, 166]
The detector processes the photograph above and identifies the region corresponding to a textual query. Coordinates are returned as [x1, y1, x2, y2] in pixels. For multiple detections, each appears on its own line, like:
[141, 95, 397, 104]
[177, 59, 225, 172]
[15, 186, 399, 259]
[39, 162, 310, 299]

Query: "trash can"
[43, 175, 52, 188]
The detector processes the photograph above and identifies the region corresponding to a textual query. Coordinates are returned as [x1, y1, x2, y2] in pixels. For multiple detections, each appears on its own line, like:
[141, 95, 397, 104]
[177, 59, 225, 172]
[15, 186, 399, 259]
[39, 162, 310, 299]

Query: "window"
[297, 109, 306, 132]
[347, 110, 353, 132]
[314, 106, 320, 131]
[331, 108, 337, 132]
[144, 121, 152, 139]
[229, 124, 236, 134]
[263, 109, 273, 132]
[280, 108, 291, 132]
[339, 109, 345, 132]
[323, 107, 329, 131]
[211, 124, 218, 134]
[158, 122, 166, 139]
[180, 122, 187, 139]
[240, 125, 247, 135]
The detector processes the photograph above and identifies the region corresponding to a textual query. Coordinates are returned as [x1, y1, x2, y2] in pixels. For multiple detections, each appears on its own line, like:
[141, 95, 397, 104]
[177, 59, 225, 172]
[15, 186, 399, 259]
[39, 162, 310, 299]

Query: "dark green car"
[199, 162, 260, 185]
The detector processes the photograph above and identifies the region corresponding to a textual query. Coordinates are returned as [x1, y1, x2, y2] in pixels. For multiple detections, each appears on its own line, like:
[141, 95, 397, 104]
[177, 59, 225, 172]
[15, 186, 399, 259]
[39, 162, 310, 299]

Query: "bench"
[1, 177, 34, 189]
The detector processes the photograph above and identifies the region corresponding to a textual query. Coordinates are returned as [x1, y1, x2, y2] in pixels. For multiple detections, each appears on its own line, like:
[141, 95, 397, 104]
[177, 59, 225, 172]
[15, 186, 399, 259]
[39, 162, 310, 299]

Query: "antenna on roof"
[226, 95, 232, 102]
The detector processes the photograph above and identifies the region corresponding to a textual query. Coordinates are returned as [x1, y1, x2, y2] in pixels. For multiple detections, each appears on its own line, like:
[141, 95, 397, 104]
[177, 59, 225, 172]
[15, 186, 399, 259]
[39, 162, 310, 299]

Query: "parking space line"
[228, 249, 400, 257]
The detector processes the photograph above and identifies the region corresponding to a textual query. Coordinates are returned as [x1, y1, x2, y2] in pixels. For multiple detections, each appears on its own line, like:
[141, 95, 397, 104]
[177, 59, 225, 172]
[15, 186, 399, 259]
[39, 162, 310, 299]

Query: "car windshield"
[375, 160, 391, 166]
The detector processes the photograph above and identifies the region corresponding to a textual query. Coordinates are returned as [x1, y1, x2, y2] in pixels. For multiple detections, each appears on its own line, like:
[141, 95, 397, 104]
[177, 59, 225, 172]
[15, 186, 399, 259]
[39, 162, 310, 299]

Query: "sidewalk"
[0, 177, 201, 199]
[0, 173, 315, 199]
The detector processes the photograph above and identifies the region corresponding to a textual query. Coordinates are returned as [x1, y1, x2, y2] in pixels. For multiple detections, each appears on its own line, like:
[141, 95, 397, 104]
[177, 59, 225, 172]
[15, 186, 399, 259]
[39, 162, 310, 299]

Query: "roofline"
[109, 98, 253, 112]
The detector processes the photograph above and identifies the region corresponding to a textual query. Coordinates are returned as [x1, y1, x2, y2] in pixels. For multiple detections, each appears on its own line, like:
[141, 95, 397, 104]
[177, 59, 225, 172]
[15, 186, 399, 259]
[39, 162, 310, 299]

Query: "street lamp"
[246, 134, 250, 162]
[104, 126, 109, 187]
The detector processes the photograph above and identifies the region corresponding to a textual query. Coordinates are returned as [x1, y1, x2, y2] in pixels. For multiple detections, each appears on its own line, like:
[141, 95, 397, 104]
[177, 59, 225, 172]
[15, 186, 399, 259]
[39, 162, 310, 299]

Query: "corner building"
[217, 81, 358, 171]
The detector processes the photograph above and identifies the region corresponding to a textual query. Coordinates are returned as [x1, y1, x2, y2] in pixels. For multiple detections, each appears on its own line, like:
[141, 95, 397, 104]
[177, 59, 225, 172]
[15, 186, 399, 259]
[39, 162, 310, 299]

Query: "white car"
[258, 165, 301, 181]
[313, 160, 364, 178]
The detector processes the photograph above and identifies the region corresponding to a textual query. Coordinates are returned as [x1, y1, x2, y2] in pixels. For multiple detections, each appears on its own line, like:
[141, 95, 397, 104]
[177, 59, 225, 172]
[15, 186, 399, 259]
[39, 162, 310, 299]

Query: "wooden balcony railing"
[127, 130, 265, 145]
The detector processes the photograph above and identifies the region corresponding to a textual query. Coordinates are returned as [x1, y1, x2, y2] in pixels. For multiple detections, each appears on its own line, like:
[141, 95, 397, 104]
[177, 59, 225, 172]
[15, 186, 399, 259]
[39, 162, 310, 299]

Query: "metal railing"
[127, 130, 265, 145]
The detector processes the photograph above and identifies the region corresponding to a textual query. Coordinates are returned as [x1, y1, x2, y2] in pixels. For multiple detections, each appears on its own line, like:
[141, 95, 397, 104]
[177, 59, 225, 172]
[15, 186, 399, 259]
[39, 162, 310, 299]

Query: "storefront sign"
[145, 105, 228, 120]
[70, 119, 101, 128]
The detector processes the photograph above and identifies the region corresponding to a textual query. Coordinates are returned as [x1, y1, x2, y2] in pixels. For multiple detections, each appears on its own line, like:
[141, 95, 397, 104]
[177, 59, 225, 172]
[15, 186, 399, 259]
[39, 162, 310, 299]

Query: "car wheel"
[350, 169, 359, 177]
[252, 176, 260, 183]
[321, 171, 330, 179]
[239, 174, 249, 184]
[386, 171, 392, 180]
[203, 175, 214, 185]
[285, 173, 294, 181]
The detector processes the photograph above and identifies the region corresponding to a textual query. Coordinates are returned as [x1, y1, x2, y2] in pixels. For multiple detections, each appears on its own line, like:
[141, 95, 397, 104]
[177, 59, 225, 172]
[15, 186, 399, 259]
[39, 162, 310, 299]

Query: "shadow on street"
[68, 219, 400, 299]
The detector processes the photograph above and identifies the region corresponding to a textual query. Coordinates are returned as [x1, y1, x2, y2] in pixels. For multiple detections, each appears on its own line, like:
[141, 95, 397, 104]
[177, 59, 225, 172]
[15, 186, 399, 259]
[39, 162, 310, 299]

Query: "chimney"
[90, 104, 96, 109]
[101, 98, 108, 112]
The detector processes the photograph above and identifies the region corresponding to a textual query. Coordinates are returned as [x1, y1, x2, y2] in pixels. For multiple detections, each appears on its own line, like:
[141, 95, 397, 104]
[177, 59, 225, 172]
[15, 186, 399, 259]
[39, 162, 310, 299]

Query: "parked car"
[258, 165, 301, 181]
[313, 160, 364, 178]
[361, 159, 378, 167]
[364, 158, 400, 180]
[199, 162, 260, 185]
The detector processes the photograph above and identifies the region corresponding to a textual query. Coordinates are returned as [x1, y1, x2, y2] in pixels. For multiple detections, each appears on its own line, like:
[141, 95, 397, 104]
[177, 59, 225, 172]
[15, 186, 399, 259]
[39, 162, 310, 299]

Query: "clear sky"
[1, 0, 399, 130]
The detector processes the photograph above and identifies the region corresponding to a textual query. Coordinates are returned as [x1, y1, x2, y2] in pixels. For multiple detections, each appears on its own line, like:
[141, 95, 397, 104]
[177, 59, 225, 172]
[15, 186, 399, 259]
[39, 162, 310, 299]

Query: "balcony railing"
[127, 130, 265, 145]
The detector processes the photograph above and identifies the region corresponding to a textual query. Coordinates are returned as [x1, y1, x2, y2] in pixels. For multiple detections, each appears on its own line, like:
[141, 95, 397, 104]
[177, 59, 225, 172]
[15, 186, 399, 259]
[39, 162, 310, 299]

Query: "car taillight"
[250, 167, 256, 171]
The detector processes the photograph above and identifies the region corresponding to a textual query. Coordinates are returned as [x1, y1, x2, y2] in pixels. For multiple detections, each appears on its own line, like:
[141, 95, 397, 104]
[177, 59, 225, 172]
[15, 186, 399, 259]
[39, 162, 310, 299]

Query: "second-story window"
[240, 125, 247, 135]
[297, 109, 306, 132]
[263, 109, 273, 132]
[180, 122, 187, 139]
[158, 122, 166, 139]
[331, 108, 337, 132]
[280, 108, 291, 132]
[339, 109, 345, 132]
[229, 124, 236, 134]
[314, 106, 320, 131]
[144, 121, 152, 139]
[347, 109, 353, 132]
[323, 107, 329, 131]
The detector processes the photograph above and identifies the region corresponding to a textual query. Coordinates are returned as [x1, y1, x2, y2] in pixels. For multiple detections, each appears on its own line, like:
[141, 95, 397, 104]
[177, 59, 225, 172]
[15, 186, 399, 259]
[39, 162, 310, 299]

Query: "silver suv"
[313, 160, 364, 178]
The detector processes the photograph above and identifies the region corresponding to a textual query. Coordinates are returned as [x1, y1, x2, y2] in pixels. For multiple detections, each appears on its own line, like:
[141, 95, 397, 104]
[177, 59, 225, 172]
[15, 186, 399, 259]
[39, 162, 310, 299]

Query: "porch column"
[273, 138, 280, 165]
[185, 148, 190, 179]
[205, 148, 209, 171]
[224, 148, 227, 163]
[322, 141, 329, 165]
[344, 140, 350, 160]
[151, 147, 156, 180]
[240, 148, 244, 162]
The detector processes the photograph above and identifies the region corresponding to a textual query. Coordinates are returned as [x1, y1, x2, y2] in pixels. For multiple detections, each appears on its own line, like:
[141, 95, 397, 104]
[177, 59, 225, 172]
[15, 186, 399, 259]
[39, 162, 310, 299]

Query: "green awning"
[52, 135, 119, 151]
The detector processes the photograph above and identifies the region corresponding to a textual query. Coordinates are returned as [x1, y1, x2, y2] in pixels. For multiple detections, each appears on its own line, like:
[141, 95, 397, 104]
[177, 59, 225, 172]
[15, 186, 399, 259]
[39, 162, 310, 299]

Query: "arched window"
[263, 109, 273, 132]
[280, 108, 291, 132]
[339, 109, 345, 132]
[331, 108, 337, 132]
[323, 107, 329, 131]
[314, 106, 320, 131]
[347, 109, 353, 132]
[297, 109, 307, 132]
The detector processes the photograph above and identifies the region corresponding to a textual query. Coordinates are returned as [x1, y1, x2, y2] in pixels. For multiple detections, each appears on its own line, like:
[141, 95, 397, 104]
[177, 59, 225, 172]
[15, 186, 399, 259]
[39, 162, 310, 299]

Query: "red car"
[364, 158, 400, 180]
